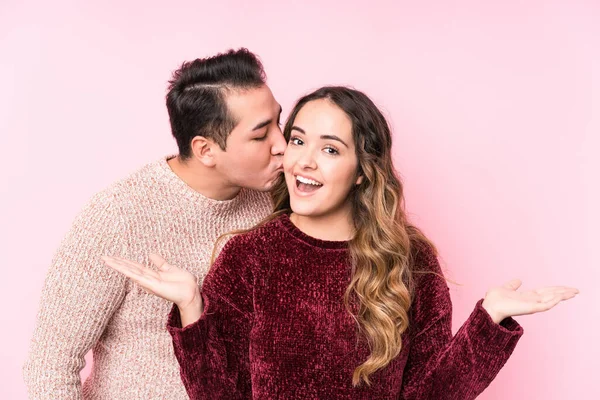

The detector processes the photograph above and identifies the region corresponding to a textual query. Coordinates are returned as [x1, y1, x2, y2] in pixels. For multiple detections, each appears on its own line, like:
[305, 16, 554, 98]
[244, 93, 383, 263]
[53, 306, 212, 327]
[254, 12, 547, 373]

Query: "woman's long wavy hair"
[212, 86, 436, 386]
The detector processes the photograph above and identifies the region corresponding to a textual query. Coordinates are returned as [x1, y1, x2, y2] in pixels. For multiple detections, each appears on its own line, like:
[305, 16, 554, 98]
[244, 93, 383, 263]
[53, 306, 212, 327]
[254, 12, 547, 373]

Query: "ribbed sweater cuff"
[167, 303, 207, 354]
[467, 299, 524, 350]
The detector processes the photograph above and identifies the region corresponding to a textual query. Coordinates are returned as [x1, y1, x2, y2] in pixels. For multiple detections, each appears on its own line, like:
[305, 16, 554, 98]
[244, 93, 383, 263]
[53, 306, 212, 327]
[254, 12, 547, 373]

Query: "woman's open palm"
[482, 279, 579, 323]
[102, 254, 200, 309]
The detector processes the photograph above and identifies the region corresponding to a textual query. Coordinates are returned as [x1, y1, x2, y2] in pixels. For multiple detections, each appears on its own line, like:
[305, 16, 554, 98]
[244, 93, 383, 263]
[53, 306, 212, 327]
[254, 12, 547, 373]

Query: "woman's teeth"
[296, 176, 322, 186]
[295, 175, 323, 193]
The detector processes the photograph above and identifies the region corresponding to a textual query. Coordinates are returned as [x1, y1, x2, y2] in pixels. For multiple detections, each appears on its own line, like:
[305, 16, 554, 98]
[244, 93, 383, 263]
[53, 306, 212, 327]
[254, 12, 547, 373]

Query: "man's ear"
[190, 136, 218, 167]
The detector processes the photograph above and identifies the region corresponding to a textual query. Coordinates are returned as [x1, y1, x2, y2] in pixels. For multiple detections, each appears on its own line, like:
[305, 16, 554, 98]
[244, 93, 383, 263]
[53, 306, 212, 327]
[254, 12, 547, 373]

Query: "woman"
[103, 86, 578, 399]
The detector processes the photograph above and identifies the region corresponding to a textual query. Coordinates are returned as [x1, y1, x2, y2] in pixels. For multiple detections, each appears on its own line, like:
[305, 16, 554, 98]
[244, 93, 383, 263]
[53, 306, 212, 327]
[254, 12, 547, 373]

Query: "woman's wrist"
[481, 297, 505, 324]
[177, 289, 203, 327]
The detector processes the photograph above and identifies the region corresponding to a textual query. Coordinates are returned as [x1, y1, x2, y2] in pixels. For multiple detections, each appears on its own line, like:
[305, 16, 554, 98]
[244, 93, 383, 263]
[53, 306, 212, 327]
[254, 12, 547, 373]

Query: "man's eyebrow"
[252, 119, 272, 131]
[252, 105, 283, 131]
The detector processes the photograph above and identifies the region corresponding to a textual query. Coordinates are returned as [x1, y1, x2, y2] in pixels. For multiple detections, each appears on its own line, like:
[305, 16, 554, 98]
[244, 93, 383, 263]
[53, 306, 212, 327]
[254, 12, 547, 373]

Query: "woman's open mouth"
[295, 175, 323, 193]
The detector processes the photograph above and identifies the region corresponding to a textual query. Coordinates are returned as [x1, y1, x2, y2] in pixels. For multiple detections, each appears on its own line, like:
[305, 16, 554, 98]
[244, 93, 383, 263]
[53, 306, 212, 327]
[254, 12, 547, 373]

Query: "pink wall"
[2, 0, 598, 398]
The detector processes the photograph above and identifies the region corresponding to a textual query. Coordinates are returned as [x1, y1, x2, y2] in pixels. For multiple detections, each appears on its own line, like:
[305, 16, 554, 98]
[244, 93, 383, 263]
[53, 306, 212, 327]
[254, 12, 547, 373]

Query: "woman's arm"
[103, 236, 255, 400]
[400, 244, 577, 399]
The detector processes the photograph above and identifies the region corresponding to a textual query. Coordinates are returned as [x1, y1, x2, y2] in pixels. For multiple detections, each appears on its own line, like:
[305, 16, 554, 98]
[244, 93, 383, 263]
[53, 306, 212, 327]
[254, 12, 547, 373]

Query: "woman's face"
[283, 99, 362, 220]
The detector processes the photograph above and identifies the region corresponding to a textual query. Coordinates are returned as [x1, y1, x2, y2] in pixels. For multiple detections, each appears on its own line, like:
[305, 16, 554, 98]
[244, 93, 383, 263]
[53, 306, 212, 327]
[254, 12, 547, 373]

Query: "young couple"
[24, 48, 578, 399]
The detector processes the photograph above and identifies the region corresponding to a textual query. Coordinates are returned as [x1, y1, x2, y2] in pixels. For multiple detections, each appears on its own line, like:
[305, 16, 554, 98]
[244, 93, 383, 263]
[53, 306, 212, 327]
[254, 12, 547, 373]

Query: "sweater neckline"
[277, 214, 349, 250]
[156, 156, 246, 211]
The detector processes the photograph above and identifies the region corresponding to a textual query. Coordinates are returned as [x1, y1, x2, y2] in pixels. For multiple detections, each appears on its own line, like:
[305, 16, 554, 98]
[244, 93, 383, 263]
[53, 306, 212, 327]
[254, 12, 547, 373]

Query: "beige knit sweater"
[23, 157, 273, 399]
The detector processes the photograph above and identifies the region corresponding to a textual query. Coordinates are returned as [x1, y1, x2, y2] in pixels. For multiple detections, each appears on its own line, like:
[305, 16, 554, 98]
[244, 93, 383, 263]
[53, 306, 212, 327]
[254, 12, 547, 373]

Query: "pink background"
[2, 0, 598, 398]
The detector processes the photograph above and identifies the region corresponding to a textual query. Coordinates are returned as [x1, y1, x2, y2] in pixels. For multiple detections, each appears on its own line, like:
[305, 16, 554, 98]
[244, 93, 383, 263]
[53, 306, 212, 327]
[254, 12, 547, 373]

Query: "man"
[23, 48, 286, 399]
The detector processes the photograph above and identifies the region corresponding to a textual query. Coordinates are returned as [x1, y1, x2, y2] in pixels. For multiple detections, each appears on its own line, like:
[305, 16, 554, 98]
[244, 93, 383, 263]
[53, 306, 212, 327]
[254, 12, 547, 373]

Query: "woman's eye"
[324, 147, 339, 155]
[290, 137, 304, 145]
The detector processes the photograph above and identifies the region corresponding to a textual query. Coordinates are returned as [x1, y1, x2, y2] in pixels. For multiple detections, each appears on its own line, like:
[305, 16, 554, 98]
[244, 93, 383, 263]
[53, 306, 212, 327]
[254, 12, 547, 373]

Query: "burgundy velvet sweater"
[167, 214, 523, 399]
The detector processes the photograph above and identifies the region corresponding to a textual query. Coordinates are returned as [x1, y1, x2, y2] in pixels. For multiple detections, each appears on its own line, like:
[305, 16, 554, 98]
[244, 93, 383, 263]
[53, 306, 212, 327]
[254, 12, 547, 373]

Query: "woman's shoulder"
[409, 236, 440, 273]
[408, 237, 453, 320]
[409, 236, 450, 292]
[220, 214, 287, 254]
[210, 215, 287, 280]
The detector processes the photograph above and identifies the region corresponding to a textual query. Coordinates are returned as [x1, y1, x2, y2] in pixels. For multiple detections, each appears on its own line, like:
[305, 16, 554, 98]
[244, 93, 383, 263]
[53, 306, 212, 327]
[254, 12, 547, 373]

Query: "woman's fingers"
[532, 288, 579, 302]
[532, 291, 577, 313]
[535, 286, 579, 295]
[102, 256, 135, 276]
[533, 296, 562, 312]
[102, 256, 160, 284]
[503, 279, 523, 291]
[149, 253, 172, 271]
[528, 287, 578, 303]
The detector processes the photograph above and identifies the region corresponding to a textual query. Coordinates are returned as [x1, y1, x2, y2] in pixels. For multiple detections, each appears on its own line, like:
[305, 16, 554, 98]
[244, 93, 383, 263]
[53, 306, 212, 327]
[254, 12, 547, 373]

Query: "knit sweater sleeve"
[399, 245, 524, 400]
[23, 192, 128, 400]
[167, 236, 254, 400]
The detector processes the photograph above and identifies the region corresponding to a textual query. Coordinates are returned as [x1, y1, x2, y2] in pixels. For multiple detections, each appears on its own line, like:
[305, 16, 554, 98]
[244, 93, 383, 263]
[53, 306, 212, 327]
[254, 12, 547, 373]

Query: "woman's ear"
[355, 175, 364, 185]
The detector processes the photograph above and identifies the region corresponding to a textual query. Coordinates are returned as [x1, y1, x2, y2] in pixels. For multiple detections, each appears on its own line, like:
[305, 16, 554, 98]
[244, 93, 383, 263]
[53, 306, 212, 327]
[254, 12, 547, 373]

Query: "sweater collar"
[155, 156, 246, 212]
[277, 213, 349, 250]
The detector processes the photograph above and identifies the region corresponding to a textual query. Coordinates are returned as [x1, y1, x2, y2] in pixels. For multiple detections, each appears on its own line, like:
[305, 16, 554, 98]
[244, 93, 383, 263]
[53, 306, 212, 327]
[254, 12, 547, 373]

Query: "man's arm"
[23, 192, 128, 399]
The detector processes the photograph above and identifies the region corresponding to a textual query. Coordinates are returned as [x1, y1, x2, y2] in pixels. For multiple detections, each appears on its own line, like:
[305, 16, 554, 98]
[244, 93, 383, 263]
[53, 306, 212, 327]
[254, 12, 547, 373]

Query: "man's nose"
[271, 127, 287, 156]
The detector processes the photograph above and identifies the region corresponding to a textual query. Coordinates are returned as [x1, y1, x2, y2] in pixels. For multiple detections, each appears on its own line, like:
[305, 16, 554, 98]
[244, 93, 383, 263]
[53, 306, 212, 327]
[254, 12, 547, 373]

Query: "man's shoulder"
[93, 158, 168, 197]
[113, 158, 168, 189]
[238, 189, 273, 208]
[77, 159, 167, 217]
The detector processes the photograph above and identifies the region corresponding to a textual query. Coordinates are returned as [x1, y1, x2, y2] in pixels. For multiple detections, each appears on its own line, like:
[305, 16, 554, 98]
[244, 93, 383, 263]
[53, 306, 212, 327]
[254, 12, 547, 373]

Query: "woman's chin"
[289, 202, 321, 218]
[290, 207, 316, 217]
